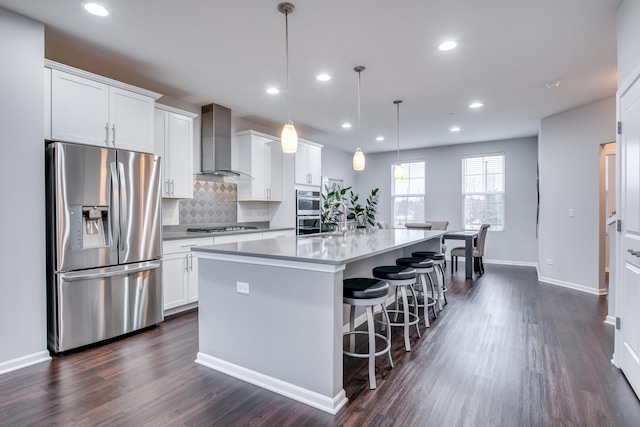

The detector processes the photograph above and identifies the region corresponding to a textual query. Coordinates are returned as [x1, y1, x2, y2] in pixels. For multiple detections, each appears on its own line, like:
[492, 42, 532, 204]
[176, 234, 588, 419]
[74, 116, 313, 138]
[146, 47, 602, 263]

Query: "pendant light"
[278, 2, 298, 153]
[393, 100, 404, 180]
[352, 66, 366, 170]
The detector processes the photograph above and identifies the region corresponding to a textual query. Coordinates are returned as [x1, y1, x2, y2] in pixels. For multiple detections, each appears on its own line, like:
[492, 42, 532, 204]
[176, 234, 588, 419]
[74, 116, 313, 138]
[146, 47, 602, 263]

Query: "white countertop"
[192, 228, 445, 266]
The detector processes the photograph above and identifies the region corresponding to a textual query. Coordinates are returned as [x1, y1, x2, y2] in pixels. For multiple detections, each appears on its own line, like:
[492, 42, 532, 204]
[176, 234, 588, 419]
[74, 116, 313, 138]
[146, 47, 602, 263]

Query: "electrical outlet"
[237, 281, 250, 295]
[546, 259, 554, 265]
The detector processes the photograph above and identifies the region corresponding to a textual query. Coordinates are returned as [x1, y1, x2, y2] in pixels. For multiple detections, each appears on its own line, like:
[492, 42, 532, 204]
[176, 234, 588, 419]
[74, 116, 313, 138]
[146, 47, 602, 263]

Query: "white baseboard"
[604, 315, 616, 326]
[195, 352, 348, 415]
[537, 275, 607, 296]
[0, 350, 51, 376]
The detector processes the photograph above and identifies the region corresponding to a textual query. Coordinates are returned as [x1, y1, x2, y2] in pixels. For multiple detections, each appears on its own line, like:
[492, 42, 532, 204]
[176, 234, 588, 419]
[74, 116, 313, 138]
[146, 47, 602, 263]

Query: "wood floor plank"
[1, 265, 639, 426]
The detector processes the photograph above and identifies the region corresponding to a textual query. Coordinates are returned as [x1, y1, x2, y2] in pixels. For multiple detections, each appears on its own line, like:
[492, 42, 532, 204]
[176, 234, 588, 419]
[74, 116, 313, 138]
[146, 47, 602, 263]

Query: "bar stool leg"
[408, 284, 421, 338]
[399, 286, 412, 351]
[365, 305, 376, 389]
[425, 271, 439, 318]
[418, 273, 430, 327]
[349, 305, 356, 353]
[381, 304, 394, 368]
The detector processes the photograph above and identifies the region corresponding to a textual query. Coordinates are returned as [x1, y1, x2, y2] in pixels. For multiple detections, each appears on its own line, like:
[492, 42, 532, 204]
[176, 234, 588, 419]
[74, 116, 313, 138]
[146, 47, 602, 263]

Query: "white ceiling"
[0, 0, 621, 153]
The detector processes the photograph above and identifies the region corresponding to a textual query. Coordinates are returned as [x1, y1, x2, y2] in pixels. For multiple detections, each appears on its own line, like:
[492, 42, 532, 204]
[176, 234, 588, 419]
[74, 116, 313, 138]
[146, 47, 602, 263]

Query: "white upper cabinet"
[46, 60, 161, 153]
[155, 105, 196, 199]
[236, 130, 282, 201]
[294, 139, 322, 186]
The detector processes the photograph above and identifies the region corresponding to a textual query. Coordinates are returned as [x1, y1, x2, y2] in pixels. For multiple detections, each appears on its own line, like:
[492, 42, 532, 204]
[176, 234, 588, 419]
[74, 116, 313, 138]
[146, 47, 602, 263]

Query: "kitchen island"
[192, 228, 445, 414]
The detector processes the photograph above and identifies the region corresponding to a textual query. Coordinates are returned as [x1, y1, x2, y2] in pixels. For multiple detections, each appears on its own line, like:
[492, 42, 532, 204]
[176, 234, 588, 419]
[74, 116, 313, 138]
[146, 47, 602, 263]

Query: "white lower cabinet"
[162, 237, 212, 313]
[162, 230, 295, 314]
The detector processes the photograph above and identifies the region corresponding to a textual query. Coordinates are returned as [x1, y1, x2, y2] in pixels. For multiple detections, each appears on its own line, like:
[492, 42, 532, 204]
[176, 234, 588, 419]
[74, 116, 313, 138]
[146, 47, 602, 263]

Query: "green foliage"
[349, 188, 379, 227]
[321, 183, 351, 232]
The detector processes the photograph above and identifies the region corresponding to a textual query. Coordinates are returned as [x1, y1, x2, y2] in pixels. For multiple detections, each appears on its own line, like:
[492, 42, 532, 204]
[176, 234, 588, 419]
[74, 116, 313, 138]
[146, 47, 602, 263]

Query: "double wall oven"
[296, 190, 321, 235]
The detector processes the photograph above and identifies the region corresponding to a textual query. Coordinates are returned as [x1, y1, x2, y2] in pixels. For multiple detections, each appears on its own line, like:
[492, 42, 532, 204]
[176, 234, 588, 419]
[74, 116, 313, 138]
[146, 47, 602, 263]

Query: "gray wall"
[617, 0, 640, 87]
[352, 137, 539, 264]
[321, 145, 358, 191]
[0, 8, 49, 371]
[538, 97, 615, 293]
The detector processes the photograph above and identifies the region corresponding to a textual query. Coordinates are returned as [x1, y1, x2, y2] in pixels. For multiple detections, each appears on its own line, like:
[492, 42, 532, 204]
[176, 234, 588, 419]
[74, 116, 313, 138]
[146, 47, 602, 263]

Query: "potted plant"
[321, 183, 351, 232]
[348, 188, 379, 228]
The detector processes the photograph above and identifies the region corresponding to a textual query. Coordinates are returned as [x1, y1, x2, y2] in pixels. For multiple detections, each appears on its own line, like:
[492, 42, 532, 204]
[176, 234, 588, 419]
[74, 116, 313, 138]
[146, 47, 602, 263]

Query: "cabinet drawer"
[163, 237, 213, 254]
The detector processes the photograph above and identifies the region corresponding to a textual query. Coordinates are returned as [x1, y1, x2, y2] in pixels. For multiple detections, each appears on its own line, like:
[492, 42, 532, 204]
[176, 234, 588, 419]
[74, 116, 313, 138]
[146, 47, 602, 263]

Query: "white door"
[109, 87, 155, 153]
[294, 142, 310, 185]
[51, 70, 109, 146]
[308, 144, 322, 186]
[617, 75, 640, 398]
[168, 112, 193, 198]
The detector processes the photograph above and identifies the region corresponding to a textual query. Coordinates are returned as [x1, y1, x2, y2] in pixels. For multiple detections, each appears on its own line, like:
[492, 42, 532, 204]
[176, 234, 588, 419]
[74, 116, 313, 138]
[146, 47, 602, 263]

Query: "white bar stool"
[413, 251, 447, 309]
[396, 257, 438, 327]
[372, 265, 419, 352]
[343, 277, 394, 389]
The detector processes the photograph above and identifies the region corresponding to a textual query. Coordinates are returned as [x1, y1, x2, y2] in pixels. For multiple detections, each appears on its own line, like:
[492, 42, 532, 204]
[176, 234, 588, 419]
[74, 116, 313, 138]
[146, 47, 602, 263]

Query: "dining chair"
[450, 224, 490, 275]
[424, 220, 449, 254]
[376, 221, 390, 229]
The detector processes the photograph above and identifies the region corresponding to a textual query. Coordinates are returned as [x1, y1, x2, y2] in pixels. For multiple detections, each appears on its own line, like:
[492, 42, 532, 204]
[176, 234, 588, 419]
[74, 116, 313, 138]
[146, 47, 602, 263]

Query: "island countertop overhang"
[191, 229, 446, 266]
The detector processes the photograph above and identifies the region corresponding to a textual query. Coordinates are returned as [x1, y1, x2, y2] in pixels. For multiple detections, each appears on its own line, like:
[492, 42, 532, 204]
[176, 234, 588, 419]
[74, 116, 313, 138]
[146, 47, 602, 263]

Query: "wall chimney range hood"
[199, 103, 245, 177]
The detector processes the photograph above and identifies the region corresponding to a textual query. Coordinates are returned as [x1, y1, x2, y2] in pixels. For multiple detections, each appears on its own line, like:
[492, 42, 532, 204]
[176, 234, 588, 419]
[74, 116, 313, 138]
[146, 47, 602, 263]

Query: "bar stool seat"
[395, 257, 438, 327]
[343, 278, 394, 389]
[372, 266, 419, 351]
[413, 251, 448, 309]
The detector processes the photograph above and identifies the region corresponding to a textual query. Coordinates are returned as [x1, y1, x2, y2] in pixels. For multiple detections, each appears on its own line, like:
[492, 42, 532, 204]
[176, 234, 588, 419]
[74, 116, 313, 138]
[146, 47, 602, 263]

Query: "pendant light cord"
[285, 11, 290, 121]
[357, 70, 361, 149]
[396, 101, 401, 163]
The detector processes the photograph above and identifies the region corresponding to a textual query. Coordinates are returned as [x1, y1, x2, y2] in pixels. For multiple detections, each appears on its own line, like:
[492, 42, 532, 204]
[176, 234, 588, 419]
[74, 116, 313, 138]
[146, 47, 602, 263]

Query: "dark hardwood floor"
[2, 265, 639, 426]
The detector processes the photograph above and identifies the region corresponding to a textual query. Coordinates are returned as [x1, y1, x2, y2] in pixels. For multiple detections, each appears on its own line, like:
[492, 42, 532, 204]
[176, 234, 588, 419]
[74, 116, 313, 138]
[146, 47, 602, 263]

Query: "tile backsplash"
[179, 180, 237, 224]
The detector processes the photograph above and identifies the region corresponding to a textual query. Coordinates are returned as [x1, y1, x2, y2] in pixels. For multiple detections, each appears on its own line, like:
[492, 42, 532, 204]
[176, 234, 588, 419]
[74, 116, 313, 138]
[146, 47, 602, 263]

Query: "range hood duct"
[199, 103, 244, 177]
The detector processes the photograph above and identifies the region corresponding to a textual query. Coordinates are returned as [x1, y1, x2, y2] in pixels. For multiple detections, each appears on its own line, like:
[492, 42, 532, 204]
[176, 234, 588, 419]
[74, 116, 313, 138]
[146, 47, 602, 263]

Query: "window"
[462, 154, 505, 231]
[392, 161, 425, 228]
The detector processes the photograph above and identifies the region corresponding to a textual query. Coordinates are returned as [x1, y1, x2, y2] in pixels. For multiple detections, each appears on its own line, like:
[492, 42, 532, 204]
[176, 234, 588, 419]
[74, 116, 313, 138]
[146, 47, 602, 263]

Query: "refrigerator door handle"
[110, 161, 120, 250]
[117, 161, 128, 255]
[60, 261, 162, 282]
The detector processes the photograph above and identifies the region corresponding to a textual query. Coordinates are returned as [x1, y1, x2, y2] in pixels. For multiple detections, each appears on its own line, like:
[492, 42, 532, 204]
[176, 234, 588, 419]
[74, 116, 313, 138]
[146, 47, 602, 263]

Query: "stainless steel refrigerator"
[46, 142, 163, 353]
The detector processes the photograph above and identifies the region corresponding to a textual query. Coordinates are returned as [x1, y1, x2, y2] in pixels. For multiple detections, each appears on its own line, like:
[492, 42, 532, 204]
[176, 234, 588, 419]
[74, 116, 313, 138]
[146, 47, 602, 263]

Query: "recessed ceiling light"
[545, 80, 561, 89]
[376, 136, 384, 141]
[439, 41, 457, 51]
[83, 3, 109, 16]
[469, 102, 484, 109]
[266, 87, 280, 94]
[450, 127, 461, 132]
[342, 123, 352, 129]
[316, 74, 331, 82]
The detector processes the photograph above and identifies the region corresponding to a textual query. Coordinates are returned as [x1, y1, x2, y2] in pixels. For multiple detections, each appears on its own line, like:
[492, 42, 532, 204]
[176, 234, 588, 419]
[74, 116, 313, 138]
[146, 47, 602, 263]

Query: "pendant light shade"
[394, 163, 404, 180]
[353, 147, 365, 170]
[281, 119, 298, 153]
[352, 66, 366, 170]
[393, 100, 404, 180]
[278, 3, 298, 153]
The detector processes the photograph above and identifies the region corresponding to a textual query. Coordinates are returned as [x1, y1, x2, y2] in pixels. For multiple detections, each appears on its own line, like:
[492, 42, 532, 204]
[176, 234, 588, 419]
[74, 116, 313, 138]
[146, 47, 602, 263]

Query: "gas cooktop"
[186, 226, 260, 233]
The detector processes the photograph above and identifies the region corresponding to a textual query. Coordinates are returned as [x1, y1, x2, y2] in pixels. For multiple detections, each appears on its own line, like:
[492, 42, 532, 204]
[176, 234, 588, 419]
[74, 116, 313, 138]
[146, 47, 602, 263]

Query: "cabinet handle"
[184, 254, 189, 272]
[105, 123, 110, 145]
[628, 249, 640, 257]
[171, 179, 175, 196]
[180, 244, 198, 248]
[189, 253, 194, 271]
[165, 180, 171, 196]
[112, 124, 116, 145]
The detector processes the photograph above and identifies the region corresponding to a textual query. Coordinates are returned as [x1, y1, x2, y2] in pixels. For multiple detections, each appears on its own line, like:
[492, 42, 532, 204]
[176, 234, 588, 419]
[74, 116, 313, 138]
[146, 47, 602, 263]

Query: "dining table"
[443, 230, 479, 279]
